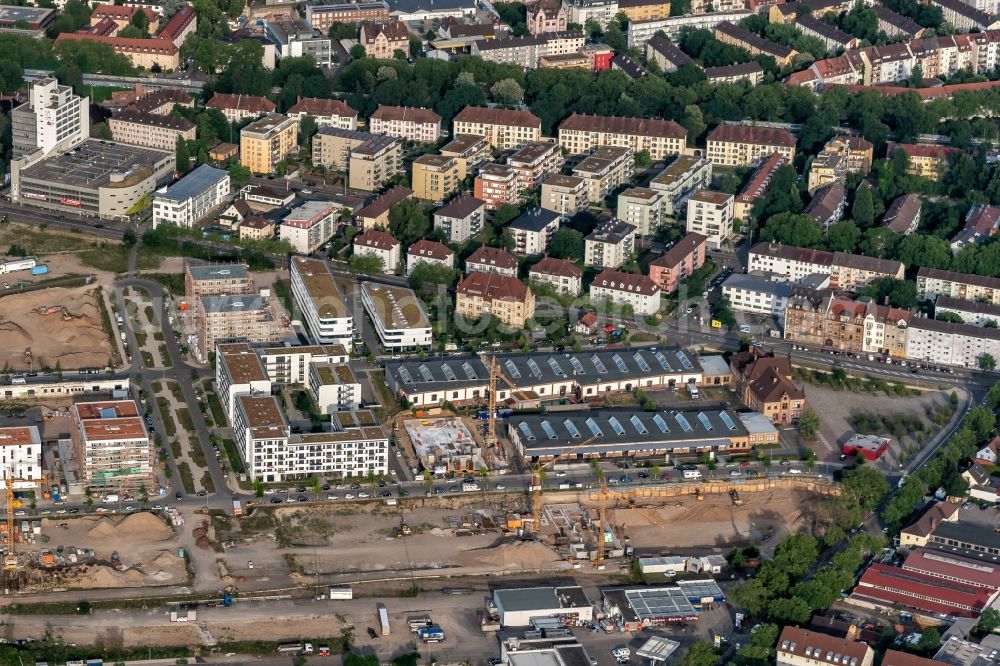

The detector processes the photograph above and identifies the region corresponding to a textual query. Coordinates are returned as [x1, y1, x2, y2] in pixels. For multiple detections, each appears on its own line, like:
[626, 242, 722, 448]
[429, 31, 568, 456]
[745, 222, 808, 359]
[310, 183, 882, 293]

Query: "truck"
[683, 469, 702, 480]
[329, 586, 353, 599]
[378, 603, 390, 636]
[408, 615, 433, 631]
[687, 384, 699, 398]
[462, 481, 481, 492]
[417, 626, 445, 643]
[232, 500, 243, 517]
[277, 643, 313, 656]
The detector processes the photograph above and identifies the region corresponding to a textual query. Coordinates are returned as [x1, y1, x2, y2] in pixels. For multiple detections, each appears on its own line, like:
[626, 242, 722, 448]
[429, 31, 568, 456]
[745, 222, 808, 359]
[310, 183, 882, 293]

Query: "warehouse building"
[385, 347, 706, 407]
[493, 586, 594, 627]
[12, 138, 174, 220]
[601, 581, 724, 630]
[508, 409, 774, 461]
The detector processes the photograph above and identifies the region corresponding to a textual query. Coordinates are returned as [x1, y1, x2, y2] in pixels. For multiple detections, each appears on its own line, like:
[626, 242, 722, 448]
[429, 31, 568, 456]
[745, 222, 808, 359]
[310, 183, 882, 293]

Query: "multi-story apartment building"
[72, 400, 152, 489]
[353, 229, 401, 273]
[240, 114, 298, 175]
[619, 0, 672, 21]
[215, 342, 273, 424]
[452, 106, 542, 150]
[109, 110, 195, 151]
[626, 10, 754, 45]
[706, 124, 796, 167]
[585, 219, 637, 269]
[359, 20, 409, 58]
[528, 256, 583, 296]
[355, 186, 411, 231]
[510, 208, 560, 255]
[406, 239, 454, 275]
[434, 195, 486, 243]
[648, 156, 713, 218]
[369, 105, 442, 143]
[256, 345, 349, 386]
[730, 349, 805, 425]
[686, 190, 734, 250]
[572, 146, 634, 204]
[308, 362, 362, 413]
[280, 201, 340, 254]
[558, 113, 686, 160]
[807, 150, 847, 194]
[158, 4, 196, 46]
[892, 142, 959, 180]
[648, 231, 706, 294]
[456, 272, 536, 328]
[360, 282, 433, 350]
[349, 134, 402, 191]
[907, 317, 1000, 368]
[11, 78, 89, 159]
[305, 1, 390, 31]
[928, 0, 999, 31]
[122, 88, 193, 116]
[508, 142, 563, 190]
[934, 296, 1000, 327]
[589, 269, 661, 315]
[290, 255, 353, 346]
[734, 152, 786, 222]
[412, 154, 462, 202]
[541, 174, 588, 218]
[152, 164, 230, 229]
[721, 272, 793, 318]
[881, 193, 922, 235]
[917, 267, 1000, 305]
[441, 134, 491, 173]
[568, 0, 618, 29]
[184, 263, 253, 299]
[616, 187, 663, 237]
[0, 427, 42, 491]
[466, 245, 519, 276]
[784, 292, 911, 358]
[795, 14, 858, 52]
[198, 294, 281, 359]
[90, 3, 158, 30]
[206, 92, 276, 123]
[53, 33, 180, 69]
[804, 181, 847, 231]
[287, 97, 358, 129]
[872, 5, 924, 39]
[704, 62, 765, 84]
[471, 31, 585, 68]
[645, 33, 695, 72]
[714, 21, 797, 66]
[265, 19, 332, 65]
[474, 164, 520, 210]
[776, 627, 874, 666]
[749, 242, 905, 290]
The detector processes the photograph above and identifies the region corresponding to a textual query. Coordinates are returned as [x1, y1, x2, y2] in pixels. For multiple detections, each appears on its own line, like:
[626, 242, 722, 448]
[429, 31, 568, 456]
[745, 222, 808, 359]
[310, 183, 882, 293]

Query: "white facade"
[905, 319, 1000, 369]
[686, 190, 734, 250]
[627, 10, 754, 46]
[308, 362, 361, 413]
[215, 343, 273, 425]
[589, 271, 661, 316]
[280, 201, 339, 254]
[584, 220, 637, 269]
[11, 78, 89, 159]
[433, 198, 485, 243]
[360, 282, 433, 350]
[0, 427, 43, 491]
[152, 164, 230, 229]
[290, 255, 354, 347]
[353, 233, 401, 274]
[569, 0, 619, 28]
[721, 273, 791, 318]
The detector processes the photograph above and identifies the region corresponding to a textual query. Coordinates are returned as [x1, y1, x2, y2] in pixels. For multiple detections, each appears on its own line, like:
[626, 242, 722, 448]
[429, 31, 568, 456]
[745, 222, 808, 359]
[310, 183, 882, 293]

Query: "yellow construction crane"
[485, 355, 519, 448]
[3, 467, 46, 571]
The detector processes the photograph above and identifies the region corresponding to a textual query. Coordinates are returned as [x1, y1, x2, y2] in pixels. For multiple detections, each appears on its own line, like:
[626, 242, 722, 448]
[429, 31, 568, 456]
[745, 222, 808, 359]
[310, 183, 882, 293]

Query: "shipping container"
[329, 586, 353, 599]
[30, 264, 48, 275]
[378, 603, 390, 636]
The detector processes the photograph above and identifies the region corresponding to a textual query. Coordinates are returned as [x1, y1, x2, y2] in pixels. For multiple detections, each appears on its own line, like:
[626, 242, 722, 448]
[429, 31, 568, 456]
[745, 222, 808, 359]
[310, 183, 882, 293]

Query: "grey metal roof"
[387, 0, 474, 12]
[158, 164, 229, 202]
[495, 587, 561, 612]
[722, 272, 793, 298]
[188, 263, 249, 281]
[510, 409, 745, 456]
[618, 587, 698, 620]
[497, 347, 702, 391]
[510, 208, 559, 232]
[387, 357, 488, 392]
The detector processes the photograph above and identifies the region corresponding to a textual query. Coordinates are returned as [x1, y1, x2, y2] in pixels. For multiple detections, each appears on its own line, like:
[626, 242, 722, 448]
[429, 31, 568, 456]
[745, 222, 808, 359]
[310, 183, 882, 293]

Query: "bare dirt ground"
[600, 486, 827, 555]
[21, 514, 187, 591]
[0, 284, 113, 371]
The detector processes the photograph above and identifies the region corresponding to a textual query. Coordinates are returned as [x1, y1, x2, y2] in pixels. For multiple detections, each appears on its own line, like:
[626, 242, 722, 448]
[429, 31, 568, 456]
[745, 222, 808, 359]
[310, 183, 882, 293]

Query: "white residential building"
[529, 256, 583, 296]
[0, 427, 43, 490]
[406, 239, 454, 276]
[589, 269, 661, 315]
[152, 164, 230, 229]
[279, 200, 340, 254]
[258, 344, 349, 385]
[433, 196, 486, 244]
[585, 219, 637, 269]
[686, 189, 734, 250]
[308, 362, 361, 413]
[360, 282, 433, 350]
[905, 318, 1000, 369]
[290, 255, 353, 347]
[72, 400, 152, 489]
[721, 273, 793, 318]
[215, 342, 273, 425]
[648, 156, 713, 218]
[510, 208, 560, 256]
[353, 230, 401, 274]
[11, 77, 89, 159]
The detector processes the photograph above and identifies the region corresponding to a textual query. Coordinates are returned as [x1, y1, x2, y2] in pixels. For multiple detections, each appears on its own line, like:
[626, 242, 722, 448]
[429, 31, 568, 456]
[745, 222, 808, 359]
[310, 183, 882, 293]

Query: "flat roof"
[237, 394, 287, 431]
[200, 294, 271, 315]
[82, 418, 147, 442]
[361, 282, 430, 330]
[931, 521, 1000, 551]
[636, 636, 681, 662]
[187, 263, 249, 282]
[0, 426, 40, 448]
[617, 587, 698, 620]
[495, 586, 591, 612]
[314, 362, 357, 386]
[0, 5, 53, 22]
[220, 348, 269, 384]
[291, 256, 349, 319]
[698, 354, 731, 377]
[21, 139, 170, 191]
[513, 409, 745, 456]
[75, 400, 139, 420]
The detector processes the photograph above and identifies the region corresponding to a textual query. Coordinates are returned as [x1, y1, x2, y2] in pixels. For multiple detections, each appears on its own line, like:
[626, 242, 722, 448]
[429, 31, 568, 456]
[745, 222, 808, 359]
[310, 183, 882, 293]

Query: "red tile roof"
[650, 232, 707, 269]
[55, 32, 178, 54]
[853, 562, 991, 616]
[371, 104, 441, 125]
[408, 239, 453, 261]
[777, 627, 873, 666]
[467, 246, 518, 271]
[157, 5, 194, 41]
[457, 271, 529, 302]
[558, 112, 686, 140]
[362, 20, 409, 43]
[454, 106, 542, 129]
[592, 269, 660, 296]
[707, 124, 796, 148]
[206, 93, 276, 114]
[902, 548, 1000, 590]
[894, 143, 958, 159]
[882, 650, 944, 666]
[287, 97, 357, 118]
[355, 229, 399, 250]
[529, 256, 583, 279]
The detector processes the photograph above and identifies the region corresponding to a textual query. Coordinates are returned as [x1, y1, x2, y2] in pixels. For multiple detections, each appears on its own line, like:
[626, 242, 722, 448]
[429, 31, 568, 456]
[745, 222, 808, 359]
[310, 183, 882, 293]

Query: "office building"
[11, 78, 89, 159]
[152, 164, 230, 230]
[266, 19, 333, 65]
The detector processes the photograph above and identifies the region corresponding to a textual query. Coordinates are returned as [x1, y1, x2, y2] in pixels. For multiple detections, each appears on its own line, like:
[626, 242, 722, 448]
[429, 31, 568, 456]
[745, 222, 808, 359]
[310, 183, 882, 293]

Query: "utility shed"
[493, 586, 593, 627]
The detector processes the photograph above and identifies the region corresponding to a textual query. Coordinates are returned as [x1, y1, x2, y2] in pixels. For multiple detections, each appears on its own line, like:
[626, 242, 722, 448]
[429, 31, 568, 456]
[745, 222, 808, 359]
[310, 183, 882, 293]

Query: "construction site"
[0, 284, 114, 371]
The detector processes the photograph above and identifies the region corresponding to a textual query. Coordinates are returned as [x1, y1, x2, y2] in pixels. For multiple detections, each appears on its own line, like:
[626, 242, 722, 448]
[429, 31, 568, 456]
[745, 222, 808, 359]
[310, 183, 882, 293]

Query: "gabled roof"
[206, 92, 276, 114]
[356, 186, 413, 219]
[467, 245, 518, 271]
[650, 232, 707, 269]
[355, 229, 400, 250]
[591, 269, 659, 296]
[287, 97, 357, 118]
[454, 106, 542, 129]
[362, 19, 409, 43]
[435, 195, 485, 219]
[457, 271, 530, 301]
[408, 239, 453, 260]
[559, 112, 685, 140]
[371, 104, 441, 125]
[707, 124, 796, 148]
[529, 256, 582, 279]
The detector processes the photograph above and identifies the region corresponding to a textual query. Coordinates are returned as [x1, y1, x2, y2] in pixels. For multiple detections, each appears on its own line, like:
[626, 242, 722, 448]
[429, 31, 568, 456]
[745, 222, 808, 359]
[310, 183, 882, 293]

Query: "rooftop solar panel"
[719, 412, 737, 431]
[654, 351, 670, 370]
[398, 367, 413, 384]
[570, 356, 585, 375]
[527, 359, 542, 378]
[697, 412, 712, 430]
[462, 362, 477, 380]
[418, 364, 433, 382]
[675, 350, 693, 370]
[653, 414, 669, 433]
[548, 357, 565, 376]
[518, 422, 535, 440]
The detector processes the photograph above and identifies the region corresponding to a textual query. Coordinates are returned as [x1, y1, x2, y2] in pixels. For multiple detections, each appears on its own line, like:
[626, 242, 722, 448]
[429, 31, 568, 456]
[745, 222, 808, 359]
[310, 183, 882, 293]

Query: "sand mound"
[152, 550, 181, 568]
[87, 519, 118, 540]
[472, 540, 560, 569]
[117, 512, 171, 540]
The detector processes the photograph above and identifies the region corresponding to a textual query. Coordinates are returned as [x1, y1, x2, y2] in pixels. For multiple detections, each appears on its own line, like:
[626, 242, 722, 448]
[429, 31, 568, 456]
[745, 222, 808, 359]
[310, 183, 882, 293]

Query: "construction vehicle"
[394, 518, 412, 538]
[729, 489, 743, 506]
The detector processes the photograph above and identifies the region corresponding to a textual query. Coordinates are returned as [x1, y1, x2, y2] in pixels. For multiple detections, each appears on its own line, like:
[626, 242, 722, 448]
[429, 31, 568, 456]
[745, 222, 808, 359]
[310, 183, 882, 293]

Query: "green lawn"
[177, 462, 196, 494]
[155, 397, 177, 437]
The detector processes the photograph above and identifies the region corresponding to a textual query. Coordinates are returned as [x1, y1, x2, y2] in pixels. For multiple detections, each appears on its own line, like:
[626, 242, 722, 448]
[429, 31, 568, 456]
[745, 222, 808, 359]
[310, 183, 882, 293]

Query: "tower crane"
[485, 355, 519, 449]
[3, 467, 46, 571]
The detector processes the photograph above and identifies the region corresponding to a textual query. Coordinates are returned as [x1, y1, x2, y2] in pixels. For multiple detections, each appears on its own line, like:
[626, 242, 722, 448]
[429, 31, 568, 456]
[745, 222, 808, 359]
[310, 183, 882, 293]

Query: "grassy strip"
[368, 370, 400, 416]
[206, 387, 227, 426]
[177, 462, 196, 494]
[93, 286, 122, 368]
[79, 246, 130, 273]
[155, 397, 177, 437]
[159, 344, 173, 367]
[176, 407, 194, 432]
[201, 470, 216, 494]
[222, 438, 246, 474]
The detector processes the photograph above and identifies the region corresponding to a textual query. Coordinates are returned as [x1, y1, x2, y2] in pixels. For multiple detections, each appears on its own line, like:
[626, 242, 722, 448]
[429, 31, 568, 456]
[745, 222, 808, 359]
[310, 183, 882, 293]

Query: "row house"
[558, 112, 686, 160]
[784, 292, 910, 358]
[748, 242, 904, 290]
[735, 152, 787, 222]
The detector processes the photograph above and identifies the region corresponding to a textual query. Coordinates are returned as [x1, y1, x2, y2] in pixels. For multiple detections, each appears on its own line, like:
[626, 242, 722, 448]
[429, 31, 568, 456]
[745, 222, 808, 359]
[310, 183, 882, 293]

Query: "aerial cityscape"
[0, 0, 998, 664]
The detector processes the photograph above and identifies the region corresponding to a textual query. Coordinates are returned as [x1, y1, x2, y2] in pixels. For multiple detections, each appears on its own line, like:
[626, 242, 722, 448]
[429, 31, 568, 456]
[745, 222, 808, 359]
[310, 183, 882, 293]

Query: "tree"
[677, 643, 717, 666]
[979, 353, 997, 371]
[550, 228, 584, 260]
[299, 114, 318, 147]
[797, 407, 820, 440]
[917, 628, 941, 653]
[773, 533, 819, 578]
[851, 184, 875, 227]
[635, 149, 653, 168]
[975, 608, 1000, 635]
[761, 212, 822, 247]
[228, 163, 251, 187]
[175, 137, 191, 175]
[768, 596, 811, 625]
[349, 44, 367, 60]
[826, 220, 860, 252]
[129, 8, 150, 36]
[122, 229, 137, 248]
[388, 198, 432, 246]
[490, 78, 524, 105]
[858, 277, 918, 309]
[410, 262, 461, 291]
[348, 253, 385, 274]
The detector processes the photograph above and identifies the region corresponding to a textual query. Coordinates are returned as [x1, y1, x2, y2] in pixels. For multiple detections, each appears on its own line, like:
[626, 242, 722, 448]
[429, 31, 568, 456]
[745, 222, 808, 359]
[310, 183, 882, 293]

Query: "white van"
[683, 469, 702, 480]
[462, 482, 480, 492]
